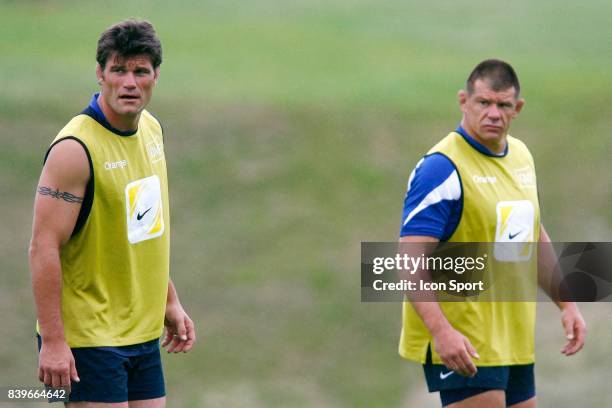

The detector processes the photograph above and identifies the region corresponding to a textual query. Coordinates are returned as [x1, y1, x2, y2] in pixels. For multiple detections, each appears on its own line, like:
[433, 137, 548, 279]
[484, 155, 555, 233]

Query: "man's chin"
[115, 105, 143, 116]
[480, 129, 504, 140]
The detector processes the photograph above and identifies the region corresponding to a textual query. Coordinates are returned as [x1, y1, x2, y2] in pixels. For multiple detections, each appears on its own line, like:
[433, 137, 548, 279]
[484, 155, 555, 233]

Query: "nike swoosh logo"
[439, 371, 454, 380]
[508, 231, 521, 240]
[136, 207, 152, 221]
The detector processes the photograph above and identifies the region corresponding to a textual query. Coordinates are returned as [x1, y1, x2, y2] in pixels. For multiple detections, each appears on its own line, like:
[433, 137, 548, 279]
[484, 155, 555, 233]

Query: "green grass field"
[1, 1, 611, 406]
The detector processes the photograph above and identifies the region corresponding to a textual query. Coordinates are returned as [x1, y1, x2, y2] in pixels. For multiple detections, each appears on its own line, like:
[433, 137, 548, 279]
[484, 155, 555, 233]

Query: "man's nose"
[122, 72, 137, 88]
[486, 105, 501, 120]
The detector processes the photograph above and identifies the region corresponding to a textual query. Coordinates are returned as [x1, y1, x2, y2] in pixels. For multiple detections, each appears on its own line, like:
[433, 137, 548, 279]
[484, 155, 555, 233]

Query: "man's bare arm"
[400, 236, 478, 377]
[538, 224, 586, 356]
[29, 139, 89, 388]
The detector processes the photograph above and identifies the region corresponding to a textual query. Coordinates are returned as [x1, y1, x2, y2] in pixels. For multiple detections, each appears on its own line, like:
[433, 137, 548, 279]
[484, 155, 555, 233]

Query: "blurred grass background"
[1, 0, 611, 406]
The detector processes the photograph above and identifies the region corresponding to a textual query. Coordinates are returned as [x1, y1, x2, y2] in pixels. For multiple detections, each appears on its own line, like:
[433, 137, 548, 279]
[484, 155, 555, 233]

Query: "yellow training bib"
[39, 109, 170, 347]
[399, 131, 540, 366]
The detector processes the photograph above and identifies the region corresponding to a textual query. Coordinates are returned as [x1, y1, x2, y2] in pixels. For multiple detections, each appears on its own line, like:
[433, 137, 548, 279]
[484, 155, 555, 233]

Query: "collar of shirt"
[455, 125, 508, 157]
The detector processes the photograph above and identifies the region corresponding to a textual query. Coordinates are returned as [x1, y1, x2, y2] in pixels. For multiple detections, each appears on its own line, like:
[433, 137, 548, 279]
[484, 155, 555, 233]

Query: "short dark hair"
[96, 19, 162, 70]
[466, 59, 520, 97]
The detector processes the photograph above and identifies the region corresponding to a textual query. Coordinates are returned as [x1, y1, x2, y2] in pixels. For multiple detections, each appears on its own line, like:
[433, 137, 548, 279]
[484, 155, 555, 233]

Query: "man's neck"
[97, 94, 140, 132]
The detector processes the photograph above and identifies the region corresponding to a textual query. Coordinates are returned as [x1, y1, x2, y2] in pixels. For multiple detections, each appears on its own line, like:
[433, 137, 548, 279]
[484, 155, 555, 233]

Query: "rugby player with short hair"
[29, 19, 195, 407]
[398, 59, 586, 407]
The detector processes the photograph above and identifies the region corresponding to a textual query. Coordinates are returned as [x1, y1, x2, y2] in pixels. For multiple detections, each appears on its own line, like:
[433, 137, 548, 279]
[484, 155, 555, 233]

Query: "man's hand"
[560, 303, 586, 356]
[38, 339, 79, 389]
[162, 303, 196, 353]
[433, 326, 480, 377]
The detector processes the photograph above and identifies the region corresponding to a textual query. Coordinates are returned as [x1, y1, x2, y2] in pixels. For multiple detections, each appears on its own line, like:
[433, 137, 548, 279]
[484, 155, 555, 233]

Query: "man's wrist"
[429, 319, 452, 338]
[40, 332, 66, 344]
[558, 301, 577, 312]
[165, 300, 183, 312]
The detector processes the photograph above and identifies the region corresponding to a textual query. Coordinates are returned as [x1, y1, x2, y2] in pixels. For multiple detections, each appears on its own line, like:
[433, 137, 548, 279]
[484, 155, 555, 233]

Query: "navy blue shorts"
[422, 346, 535, 406]
[37, 335, 165, 403]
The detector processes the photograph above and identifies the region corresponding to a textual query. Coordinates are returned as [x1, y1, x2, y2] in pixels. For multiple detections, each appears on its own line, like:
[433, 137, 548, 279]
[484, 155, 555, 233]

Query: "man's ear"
[514, 98, 525, 115]
[458, 89, 468, 112]
[96, 64, 104, 85]
[153, 67, 160, 85]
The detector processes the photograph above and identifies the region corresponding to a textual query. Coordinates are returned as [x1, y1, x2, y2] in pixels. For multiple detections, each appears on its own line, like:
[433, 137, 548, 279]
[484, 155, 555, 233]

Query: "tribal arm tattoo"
[37, 186, 84, 204]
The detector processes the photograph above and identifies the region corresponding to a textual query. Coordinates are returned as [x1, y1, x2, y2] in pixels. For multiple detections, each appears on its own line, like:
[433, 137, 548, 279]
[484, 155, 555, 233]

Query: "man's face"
[459, 79, 524, 143]
[96, 53, 159, 117]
